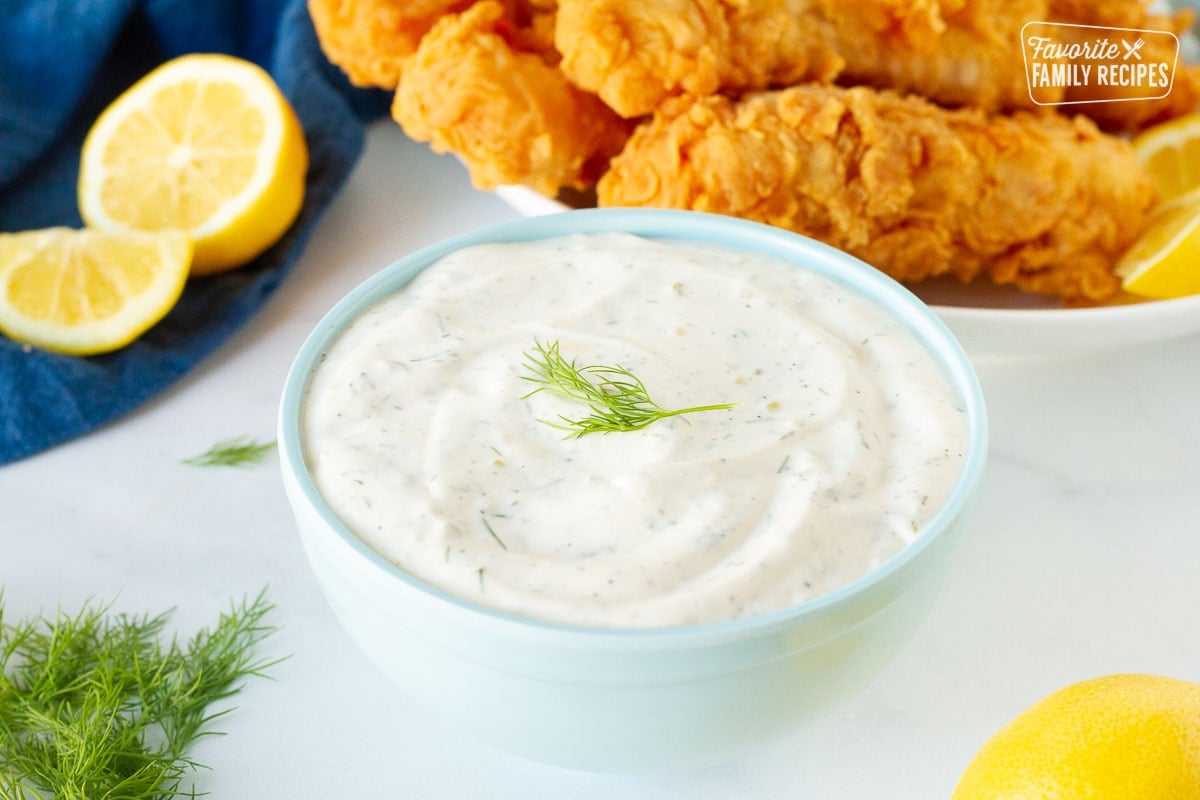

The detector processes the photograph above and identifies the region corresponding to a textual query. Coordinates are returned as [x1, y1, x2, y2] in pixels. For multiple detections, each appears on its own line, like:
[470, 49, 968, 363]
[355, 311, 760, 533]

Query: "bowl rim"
[279, 208, 988, 643]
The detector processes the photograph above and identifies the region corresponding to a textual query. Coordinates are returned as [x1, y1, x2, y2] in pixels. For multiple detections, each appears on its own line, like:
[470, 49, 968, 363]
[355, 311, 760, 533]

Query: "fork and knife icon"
[1123, 38, 1147, 60]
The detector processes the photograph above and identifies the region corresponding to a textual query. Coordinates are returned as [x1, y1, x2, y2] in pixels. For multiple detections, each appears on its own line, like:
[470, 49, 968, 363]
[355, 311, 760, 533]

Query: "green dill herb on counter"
[520, 339, 737, 438]
[182, 437, 276, 467]
[0, 590, 280, 799]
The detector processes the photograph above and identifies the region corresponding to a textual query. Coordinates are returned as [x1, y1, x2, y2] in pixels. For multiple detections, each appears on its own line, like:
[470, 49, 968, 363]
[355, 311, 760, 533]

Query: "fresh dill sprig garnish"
[182, 437, 276, 467]
[0, 589, 281, 799]
[520, 339, 736, 438]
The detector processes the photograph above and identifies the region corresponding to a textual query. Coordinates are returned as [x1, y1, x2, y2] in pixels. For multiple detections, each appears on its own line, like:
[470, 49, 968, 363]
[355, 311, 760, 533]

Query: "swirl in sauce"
[303, 233, 967, 627]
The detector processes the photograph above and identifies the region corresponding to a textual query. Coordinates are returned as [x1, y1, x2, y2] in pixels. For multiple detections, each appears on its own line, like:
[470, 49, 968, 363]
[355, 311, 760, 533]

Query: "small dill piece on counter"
[520, 339, 737, 438]
[0, 590, 281, 799]
[182, 437, 276, 467]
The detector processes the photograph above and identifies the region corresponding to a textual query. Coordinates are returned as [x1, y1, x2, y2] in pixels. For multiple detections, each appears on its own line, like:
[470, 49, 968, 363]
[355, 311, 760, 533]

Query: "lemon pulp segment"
[0, 228, 192, 355]
[79, 54, 308, 275]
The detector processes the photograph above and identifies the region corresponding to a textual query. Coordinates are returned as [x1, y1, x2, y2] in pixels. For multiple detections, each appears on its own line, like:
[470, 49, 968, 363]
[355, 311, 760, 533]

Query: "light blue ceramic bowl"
[278, 209, 988, 773]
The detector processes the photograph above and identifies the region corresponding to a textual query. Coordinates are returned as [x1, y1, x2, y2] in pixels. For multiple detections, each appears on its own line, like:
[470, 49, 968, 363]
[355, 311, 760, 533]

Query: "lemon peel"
[78, 53, 308, 275]
[1116, 199, 1200, 299]
[952, 673, 1200, 800]
[1132, 112, 1200, 210]
[0, 227, 192, 355]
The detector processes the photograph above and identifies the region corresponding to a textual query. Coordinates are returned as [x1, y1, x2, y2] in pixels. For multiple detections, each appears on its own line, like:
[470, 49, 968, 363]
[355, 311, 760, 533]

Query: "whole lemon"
[952, 673, 1200, 799]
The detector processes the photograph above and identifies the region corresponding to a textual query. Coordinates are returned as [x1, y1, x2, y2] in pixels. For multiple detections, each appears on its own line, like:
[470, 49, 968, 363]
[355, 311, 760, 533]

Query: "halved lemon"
[1132, 113, 1200, 208]
[0, 227, 192, 355]
[1116, 199, 1200, 299]
[78, 54, 308, 276]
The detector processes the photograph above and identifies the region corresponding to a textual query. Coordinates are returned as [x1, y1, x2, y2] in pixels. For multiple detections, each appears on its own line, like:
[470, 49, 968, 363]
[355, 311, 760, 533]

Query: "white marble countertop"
[4, 122, 1199, 798]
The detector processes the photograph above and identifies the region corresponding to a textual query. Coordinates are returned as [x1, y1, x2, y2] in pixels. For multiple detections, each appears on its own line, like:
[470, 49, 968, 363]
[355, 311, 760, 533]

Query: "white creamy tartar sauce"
[303, 233, 968, 628]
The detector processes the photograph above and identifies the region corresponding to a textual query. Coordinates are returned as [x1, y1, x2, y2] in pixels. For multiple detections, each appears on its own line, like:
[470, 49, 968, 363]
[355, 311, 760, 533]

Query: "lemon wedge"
[1116, 199, 1200, 299]
[1132, 112, 1200, 209]
[78, 54, 308, 276]
[0, 228, 192, 355]
[952, 674, 1200, 800]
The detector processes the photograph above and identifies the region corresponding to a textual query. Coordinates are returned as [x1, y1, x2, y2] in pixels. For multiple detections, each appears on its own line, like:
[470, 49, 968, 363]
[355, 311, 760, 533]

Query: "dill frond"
[520, 339, 736, 438]
[0, 590, 281, 799]
[182, 437, 276, 468]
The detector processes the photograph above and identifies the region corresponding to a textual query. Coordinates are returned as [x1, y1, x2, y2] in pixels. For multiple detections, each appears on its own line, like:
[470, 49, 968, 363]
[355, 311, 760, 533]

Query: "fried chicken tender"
[1047, 0, 1200, 133]
[392, 1, 632, 195]
[554, 0, 846, 119]
[823, 0, 1047, 112]
[308, 0, 476, 88]
[555, 0, 1044, 119]
[555, 0, 1199, 134]
[598, 86, 1155, 303]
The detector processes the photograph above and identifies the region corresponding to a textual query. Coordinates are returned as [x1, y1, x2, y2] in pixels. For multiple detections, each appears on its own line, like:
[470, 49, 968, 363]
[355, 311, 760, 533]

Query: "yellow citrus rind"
[1116, 199, 1200, 299]
[78, 53, 308, 276]
[0, 227, 192, 355]
[952, 673, 1200, 800]
[1132, 112, 1200, 209]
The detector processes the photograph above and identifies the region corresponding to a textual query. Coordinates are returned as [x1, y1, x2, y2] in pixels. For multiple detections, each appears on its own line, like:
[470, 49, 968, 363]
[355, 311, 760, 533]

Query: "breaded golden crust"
[392, 1, 633, 195]
[822, 0, 1047, 112]
[554, 0, 1043, 119]
[554, 0, 1197, 133]
[554, 0, 845, 119]
[1047, 0, 1200, 133]
[308, 0, 475, 89]
[598, 85, 1155, 304]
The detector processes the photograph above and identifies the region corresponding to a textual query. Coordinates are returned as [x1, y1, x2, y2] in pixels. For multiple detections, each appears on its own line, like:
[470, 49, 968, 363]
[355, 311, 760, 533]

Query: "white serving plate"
[494, 186, 1200, 358]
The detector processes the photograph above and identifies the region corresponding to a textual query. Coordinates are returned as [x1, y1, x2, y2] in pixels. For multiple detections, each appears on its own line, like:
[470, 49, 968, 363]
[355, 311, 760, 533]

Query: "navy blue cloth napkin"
[0, 0, 390, 465]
